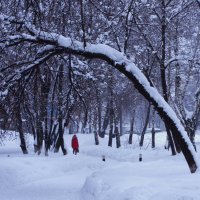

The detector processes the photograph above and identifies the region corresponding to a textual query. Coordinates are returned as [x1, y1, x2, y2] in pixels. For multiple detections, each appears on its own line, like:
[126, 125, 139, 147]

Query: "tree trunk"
[89, 112, 92, 134]
[54, 64, 67, 155]
[51, 121, 58, 147]
[16, 111, 28, 154]
[119, 97, 123, 135]
[93, 109, 99, 145]
[96, 87, 102, 136]
[44, 117, 49, 156]
[54, 118, 67, 155]
[128, 114, 135, 144]
[185, 119, 197, 152]
[35, 120, 43, 155]
[115, 127, 121, 148]
[160, 0, 177, 155]
[100, 103, 110, 138]
[151, 108, 155, 148]
[140, 103, 151, 147]
[94, 130, 99, 145]
[108, 125, 113, 147]
[165, 128, 177, 155]
[152, 127, 155, 148]
[0, 105, 8, 130]
[40, 70, 51, 156]
[14, 91, 28, 154]
[32, 69, 43, 155]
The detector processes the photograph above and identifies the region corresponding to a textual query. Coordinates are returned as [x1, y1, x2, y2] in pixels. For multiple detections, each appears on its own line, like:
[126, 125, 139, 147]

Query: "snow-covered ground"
[1, 131, 200, 200]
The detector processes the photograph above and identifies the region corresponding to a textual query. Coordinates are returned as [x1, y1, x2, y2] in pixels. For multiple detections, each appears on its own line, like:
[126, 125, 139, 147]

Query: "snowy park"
[1, 132, 200, 200]
[1, 1, 200, 200]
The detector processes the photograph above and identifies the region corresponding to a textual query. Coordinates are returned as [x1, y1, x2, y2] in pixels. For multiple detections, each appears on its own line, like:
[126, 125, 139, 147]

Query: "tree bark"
[151, 108, 155, 148]
[14, 90, 28, 154]
[152, 127, 155, 148]
[94, 130, 99, 145]
[140, 103, 151, 147]
[108, 125, 113, 147]
[185, 119, 197, 152]
[54, 118, 67, 155]
[128, 114, 135, 144]
[160, 0, 177, 155]
[54, 64, 67, 155]
[100, 102, 109, 138]
[115, 127, 121, 148]
[16, 111, 28, 154]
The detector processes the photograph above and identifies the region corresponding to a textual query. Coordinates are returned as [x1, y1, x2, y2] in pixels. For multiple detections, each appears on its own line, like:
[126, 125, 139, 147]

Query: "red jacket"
[71, 135, 79, 149]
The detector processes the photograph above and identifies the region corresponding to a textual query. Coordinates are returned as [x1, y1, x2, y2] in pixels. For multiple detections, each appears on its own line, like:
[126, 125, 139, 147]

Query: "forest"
[0, 0, 200, 173]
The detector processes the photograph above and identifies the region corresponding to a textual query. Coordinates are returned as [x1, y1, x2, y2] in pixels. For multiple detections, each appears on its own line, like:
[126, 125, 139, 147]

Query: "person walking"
[71, 134, 79, 155]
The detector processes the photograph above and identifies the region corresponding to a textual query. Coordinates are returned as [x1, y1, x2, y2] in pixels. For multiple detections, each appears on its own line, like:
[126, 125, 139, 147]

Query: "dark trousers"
[73, 148, 78, 155]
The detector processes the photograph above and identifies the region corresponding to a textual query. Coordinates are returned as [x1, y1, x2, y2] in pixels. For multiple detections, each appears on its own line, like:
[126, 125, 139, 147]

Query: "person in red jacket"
[71, 134, 79, 155]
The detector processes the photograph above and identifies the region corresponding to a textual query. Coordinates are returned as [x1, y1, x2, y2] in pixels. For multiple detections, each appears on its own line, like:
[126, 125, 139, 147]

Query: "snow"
[1, 132, 200, 200]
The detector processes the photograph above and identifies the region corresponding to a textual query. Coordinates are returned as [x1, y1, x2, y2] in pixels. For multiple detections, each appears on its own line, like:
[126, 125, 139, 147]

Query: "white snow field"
[1, 131, 200, 200]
